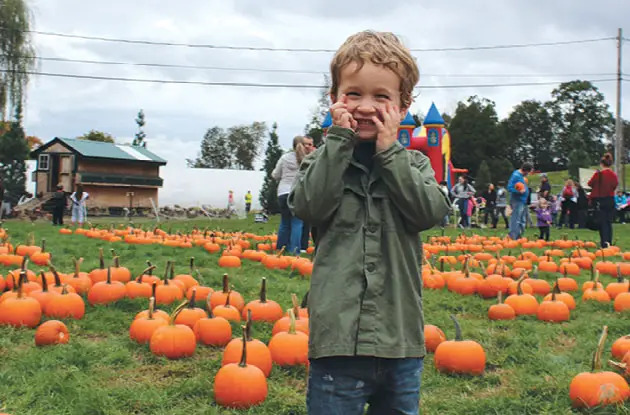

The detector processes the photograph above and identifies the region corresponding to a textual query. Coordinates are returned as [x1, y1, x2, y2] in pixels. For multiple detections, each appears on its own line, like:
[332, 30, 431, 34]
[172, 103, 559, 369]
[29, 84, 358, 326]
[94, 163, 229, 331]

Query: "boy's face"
[331, 62, 407, 141]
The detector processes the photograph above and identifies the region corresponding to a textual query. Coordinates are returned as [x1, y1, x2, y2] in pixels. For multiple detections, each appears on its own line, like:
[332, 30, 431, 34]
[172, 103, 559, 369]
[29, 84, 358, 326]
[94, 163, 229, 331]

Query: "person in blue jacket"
[507, 162, 533, 239]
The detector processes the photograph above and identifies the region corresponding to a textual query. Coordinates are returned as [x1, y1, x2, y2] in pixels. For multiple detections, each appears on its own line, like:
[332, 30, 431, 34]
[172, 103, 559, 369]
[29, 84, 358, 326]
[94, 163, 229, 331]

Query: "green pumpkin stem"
[246, 309, 253, 341]
[49, 264, 63, 288]
[20, 255, 28, 271]
[17, 271, 26, 299]
[206, 296, 215, 317]
[592, 326, 608, 372]
[497, 291, 503, 304]
[239, 325, 248, 367]
[169, 300, 189, 325]
[189, 257, 195, 273]
[146, 261, 154, 275]
[291, 293, 300, 320]
[136, 266, 156, 283]
[113, 256, 120, 268]
[259, 277, 267, 303]
[188, 288, 197, 308]
[616, 265, 623, 283]
[163, 261, 172, 285]
[450, 314, 462, 341]
[106, 266, 112, 285]
[40, 238, 46, 253]
[151, 281, 157, 298]
[516, 275, 525, 296]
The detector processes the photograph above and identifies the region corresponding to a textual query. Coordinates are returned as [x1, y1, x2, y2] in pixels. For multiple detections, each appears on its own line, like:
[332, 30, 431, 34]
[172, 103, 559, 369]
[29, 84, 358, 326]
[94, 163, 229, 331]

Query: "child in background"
[535, 198, 553, 241]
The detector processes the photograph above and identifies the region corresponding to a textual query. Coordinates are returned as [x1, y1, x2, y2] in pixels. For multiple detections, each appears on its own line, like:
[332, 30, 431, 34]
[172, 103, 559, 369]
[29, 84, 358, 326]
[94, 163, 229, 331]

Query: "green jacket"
[289, 126, 451, 359]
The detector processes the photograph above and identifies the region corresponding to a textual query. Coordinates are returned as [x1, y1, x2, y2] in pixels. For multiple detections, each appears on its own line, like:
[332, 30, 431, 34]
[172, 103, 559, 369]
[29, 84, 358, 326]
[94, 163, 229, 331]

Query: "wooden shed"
[30, 138, 167, 213]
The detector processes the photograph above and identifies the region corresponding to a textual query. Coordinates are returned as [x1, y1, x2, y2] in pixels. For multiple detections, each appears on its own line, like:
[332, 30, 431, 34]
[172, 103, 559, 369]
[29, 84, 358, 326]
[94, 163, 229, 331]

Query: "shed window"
[39, 154, 49, 170]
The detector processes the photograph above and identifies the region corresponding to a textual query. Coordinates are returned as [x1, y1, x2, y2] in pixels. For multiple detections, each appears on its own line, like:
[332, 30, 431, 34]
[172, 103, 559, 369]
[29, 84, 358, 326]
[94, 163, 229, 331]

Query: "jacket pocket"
[329, 187, 364, 232]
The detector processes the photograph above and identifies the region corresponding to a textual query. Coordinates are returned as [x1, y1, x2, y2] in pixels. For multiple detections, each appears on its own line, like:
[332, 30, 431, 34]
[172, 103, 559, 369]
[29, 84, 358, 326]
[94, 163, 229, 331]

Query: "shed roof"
[32, 137, 167, 164]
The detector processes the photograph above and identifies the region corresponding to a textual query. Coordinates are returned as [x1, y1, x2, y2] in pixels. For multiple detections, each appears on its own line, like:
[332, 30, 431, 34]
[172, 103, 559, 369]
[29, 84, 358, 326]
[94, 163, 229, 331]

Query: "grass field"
[0, 217, 629, 415]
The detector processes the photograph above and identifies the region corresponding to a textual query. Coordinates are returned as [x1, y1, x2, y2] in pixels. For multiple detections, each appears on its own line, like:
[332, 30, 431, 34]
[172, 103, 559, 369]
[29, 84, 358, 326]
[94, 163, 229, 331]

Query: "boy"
[51, 184, 66, 225]
[507, 162, 532, 239]
[494, 181, 508, 228]
[289, 31, 450, 415]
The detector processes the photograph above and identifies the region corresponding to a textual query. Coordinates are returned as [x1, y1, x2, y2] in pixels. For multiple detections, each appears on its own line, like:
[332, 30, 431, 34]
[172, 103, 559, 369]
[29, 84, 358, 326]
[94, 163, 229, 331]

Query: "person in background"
[524, 180, 533, 229]
[558, 179, 577, 229]
[494, 181, 508, 229]
[576, 183, 589, 228]
[244, 190, 252, 215]
[534, 197, 553, 241]
[538, 173, 551, 196]
[451, 175, 475, 228]
[482, 183, 497, 228]
[550, 194, 560, 227]
[588, 153, 618, 248]
[70, 184, 89, 227]
[614, 190, 628, 224]
[227, 190, 235, 213]
[507, 162, 532, 240]
[299, 136, 316, 252]
[273, 136, 306, 254]
[51, 184, 67, 225]
[439, 180, 450, 227]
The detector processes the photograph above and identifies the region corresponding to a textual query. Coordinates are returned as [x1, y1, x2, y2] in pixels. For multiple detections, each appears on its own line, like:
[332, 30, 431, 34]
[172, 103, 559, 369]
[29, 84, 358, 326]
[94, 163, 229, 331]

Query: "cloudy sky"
[22, 0, 630, 169]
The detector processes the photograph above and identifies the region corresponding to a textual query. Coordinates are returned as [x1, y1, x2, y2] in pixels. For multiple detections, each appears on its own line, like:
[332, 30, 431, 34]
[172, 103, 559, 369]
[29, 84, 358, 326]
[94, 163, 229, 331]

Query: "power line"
[3, 55, 619, 79]
[0, 69, 617, 89]
[4, 27, 615, 53]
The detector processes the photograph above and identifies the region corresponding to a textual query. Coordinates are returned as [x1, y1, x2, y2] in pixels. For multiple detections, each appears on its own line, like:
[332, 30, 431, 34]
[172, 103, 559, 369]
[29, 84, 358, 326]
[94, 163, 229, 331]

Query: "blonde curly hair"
[330, 30, 419, 109]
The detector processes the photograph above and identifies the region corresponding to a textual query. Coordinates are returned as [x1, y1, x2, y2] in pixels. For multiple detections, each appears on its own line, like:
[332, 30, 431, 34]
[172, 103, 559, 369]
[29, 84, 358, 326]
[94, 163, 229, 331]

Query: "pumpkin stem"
[450, 314, 462, 341]
[553, 278, 561, 295]
[49, 264, 63, 287]
[39, 271, 49, 292]
[532, 265, 539, 279]
[224, 289, 232, 307]
[222, 274, 229, 293]
[246, 309, 253, 341]
[189, 257, 195, 273]
[608, 359, 627, 371]
[169, 300, 189, 325]
[617, 265, 623, 283]
[20, 255, 28, 271]
[40, 238, 46, 253]
[146, 261, 154, 275]
[148, 297, 156, 320]
[188, 288, 197, 308]
[288, 308, 297, 335]
[259, 277, 267, 303]
[591, 325, 608, 372]
[151, 281, 157, 298]
[113, 256, 120, 268]
[98, 248, 105, 269]
[73, 257, 83, 278]
[439, 257, 445, 272]
[106, 265, 112, 285]
[163, 261, 172, 285]
[516, 275, 525, 296]
[136, 266, 155, 283]
[206, 296, 214, 317]
[238, 325, 248, 368]
[497, 291, 503, 304]
[61, 284, 69, 295]
[291, 293, 300, 320]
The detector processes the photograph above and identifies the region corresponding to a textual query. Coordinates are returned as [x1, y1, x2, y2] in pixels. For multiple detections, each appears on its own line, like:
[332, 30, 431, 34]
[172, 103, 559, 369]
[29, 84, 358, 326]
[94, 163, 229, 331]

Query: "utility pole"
[614, 28, 624, 190]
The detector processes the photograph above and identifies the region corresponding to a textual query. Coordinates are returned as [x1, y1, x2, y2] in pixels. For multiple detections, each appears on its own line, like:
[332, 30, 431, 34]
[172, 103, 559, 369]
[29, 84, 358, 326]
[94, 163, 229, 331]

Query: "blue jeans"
[509, 199, 526, 239]
[457, 199, 469, 228]
[307, 356, 424, 415]
[277, 194, 303, 254]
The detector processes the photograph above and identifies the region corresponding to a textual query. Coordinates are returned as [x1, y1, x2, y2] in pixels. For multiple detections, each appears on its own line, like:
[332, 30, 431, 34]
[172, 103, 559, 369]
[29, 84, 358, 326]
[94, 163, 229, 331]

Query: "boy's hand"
[373, 102, 401, 153]
[330, 94, 357, 131]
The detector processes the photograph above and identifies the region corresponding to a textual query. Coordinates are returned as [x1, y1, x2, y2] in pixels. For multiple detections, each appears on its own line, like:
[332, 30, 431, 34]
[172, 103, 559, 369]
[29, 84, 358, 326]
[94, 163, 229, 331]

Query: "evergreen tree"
[78, 130, 115, 143]
[259, 123, 283, 213]
[133, 109, 147, 147]
[303, 75, 330, 148]
[187, 127, 231, 168]
[475, 160, 492, 194]
[0, 119, 29, 204]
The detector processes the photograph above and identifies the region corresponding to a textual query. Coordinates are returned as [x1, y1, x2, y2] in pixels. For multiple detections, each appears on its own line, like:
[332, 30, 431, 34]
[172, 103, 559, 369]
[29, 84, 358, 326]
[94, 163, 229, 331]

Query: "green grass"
[530, 164, 630, 193]
[1, 217, 629, 415]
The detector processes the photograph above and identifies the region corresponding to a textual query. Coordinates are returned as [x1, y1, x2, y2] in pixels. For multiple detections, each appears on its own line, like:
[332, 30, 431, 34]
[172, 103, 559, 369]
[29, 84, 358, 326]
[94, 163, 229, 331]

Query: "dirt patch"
[475, 368, 518, 399]
[547, 334, 576, 352]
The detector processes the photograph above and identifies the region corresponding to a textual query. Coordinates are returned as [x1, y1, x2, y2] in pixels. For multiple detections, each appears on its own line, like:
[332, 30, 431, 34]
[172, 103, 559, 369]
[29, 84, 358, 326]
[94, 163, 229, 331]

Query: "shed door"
[59, 155, 74, 191]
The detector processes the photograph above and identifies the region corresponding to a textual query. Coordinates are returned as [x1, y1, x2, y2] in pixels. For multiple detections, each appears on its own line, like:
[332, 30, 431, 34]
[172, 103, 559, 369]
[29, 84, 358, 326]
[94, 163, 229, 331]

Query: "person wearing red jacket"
[588, 153, 619, 248]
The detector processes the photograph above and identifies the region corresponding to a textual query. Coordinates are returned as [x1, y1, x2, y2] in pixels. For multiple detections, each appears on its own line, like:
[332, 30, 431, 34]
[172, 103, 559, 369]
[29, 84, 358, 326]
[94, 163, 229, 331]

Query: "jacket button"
[368, 225, 378, 233]
[366, 263, 376, 272]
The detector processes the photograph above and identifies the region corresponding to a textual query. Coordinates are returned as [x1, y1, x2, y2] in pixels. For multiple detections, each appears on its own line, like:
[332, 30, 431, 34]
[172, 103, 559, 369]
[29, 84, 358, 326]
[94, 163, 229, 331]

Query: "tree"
[78, 130, 115, 143]
[259, 123, 283, 213]
[502, 100, 555, 171]
[187, 127, 231, 168]
[228, 121, 267, 170]
[0, 120, 29, 204]
[0, 0, 35, 121]
[548, 80, 614, 168]
[567, 149, 592, 180]
[488, 157, 515, 185]
[25, 135, 42, 149]
[133, 109, 146, 147]
[474, 160, 492, 194]
[449, 96, 506, 175]
[303, 75, 331, 148]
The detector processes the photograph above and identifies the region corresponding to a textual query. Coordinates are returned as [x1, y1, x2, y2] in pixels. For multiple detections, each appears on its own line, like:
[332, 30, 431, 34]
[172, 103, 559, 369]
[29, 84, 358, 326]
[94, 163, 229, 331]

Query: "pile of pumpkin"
[53, 225, 316, 276]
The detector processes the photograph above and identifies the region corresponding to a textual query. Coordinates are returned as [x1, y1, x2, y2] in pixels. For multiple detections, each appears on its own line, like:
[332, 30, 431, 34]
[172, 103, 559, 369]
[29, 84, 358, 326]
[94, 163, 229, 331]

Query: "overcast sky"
[22, 0, 630, 169]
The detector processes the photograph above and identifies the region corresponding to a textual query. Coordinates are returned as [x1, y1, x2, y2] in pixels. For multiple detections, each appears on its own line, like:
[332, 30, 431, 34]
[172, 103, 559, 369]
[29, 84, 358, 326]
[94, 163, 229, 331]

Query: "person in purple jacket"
[534, 198, 553, 241]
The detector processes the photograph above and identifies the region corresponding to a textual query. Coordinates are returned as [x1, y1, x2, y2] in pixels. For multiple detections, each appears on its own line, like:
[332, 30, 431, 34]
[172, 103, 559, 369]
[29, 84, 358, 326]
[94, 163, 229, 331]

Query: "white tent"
[159, 161, 266, 210]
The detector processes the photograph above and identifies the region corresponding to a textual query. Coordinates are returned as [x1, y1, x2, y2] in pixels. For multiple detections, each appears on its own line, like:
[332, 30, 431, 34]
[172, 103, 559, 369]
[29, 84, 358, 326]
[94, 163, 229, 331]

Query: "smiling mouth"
[356, 119, 375, 127]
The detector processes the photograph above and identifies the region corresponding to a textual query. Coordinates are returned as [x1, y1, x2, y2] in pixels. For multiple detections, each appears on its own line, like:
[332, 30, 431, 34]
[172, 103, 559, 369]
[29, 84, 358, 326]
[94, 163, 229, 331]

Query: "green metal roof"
[34, 137, 167, 164]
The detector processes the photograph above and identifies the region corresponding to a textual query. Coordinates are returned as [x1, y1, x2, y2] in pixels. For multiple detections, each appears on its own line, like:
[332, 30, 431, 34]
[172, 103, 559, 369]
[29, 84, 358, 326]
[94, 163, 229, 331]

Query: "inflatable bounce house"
[321, 102, 466, 188]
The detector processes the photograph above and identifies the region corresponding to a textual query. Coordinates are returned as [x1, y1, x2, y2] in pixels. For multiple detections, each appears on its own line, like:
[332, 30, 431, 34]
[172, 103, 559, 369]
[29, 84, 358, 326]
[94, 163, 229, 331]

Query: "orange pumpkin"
[28, 271, 56, 310]
[35, 320, 69, 346]
[611, 335, 630, 360]
[0, 274, 42, 328]
[210, 274, 244, 311]
[150, 301, 197, 359]
[424, 324, 447, 352]
[272, 294, 309, 336]
[222, 313, 272, 377]
[268, 309, 308, 367]
[214, 325, 268, 409]
[242, 278, 283, 322]
[173, 257, 199, 291]
[569, 326, 629, 408]
[505, 278, 539, 316]
[45, 284, 85, 320]
[434, 315, 486, 375]
[30, 238, 51, 266]
[537, 289, 570, 323]
[155, 262, 184, 305]
[87, 266, 126, 305]
[88, 248, 108, 283]
[125, 265, 155, 299]
[488, 292, 516, 321]
[605, 266, 630, 299]
[613, 282, 630, 312]
[130, 297, 169, 344]
[66, 257, 92, 295]
[173, 287, 207, 329]
[213, 290, 241, 322]
[193, 296, 232, 347]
